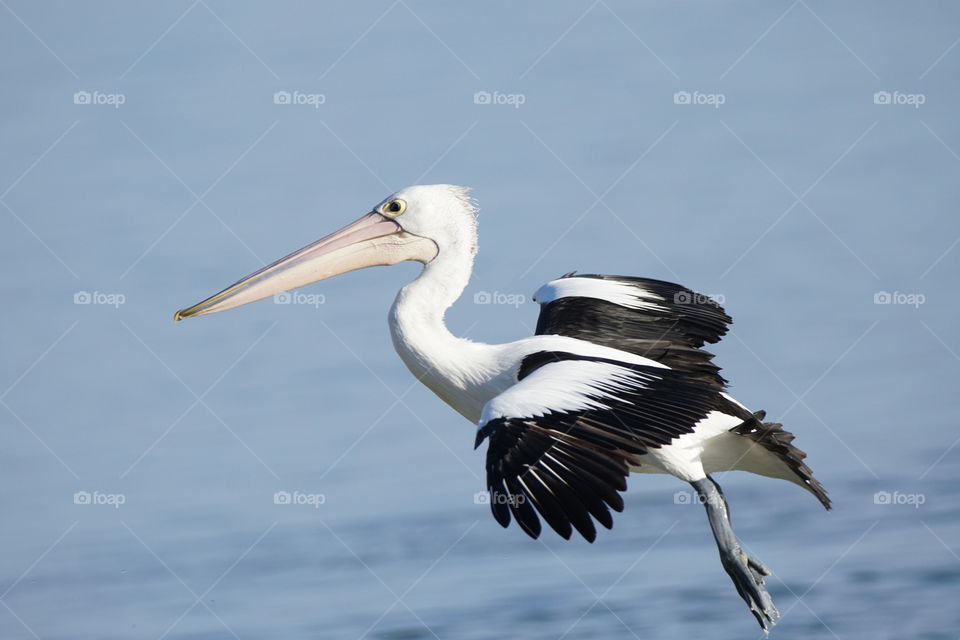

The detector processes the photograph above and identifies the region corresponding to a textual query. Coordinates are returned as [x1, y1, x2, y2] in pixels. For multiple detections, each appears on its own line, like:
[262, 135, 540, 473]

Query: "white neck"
[387, 249, 508, 422]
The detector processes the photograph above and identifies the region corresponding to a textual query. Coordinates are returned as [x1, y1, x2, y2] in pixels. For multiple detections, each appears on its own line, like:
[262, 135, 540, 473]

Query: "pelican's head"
[174, 184, 477, 321]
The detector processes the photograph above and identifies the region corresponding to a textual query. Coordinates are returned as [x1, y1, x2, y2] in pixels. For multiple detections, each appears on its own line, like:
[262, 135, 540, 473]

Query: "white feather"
[632, 411, 744, 481]
[533, 277, 667, 311]
[480, 360, 654, 424]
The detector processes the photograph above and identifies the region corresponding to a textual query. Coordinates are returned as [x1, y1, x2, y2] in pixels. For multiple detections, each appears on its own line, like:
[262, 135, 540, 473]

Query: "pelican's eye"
[381, 199, 406, 217]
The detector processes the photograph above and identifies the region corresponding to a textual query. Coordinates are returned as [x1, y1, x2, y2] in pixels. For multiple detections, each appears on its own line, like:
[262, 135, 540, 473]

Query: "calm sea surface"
[1, 3, 958, 638]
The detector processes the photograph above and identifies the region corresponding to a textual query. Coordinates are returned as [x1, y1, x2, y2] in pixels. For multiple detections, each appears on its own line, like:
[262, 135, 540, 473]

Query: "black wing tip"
[478, 368, 680, 545]
[490, 499, 510, 527]
[818, 490, 833, 511]
[807, 478, 832, 510]
[517, 519, 541, 539]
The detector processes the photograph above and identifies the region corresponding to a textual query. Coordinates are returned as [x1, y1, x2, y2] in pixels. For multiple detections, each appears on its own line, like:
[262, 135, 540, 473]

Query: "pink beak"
[174, 212, 437, 321]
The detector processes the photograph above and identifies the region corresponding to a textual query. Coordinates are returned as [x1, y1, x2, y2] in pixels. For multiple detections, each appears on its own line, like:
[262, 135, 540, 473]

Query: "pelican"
[175, 184, 829, 631]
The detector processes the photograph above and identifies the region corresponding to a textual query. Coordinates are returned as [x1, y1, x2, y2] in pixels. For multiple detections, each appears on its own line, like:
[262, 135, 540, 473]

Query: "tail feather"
[732, 411, 831, 510]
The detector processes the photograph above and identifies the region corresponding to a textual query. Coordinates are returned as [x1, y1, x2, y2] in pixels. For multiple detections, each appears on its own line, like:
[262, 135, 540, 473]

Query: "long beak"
[174, 212, 437, 321]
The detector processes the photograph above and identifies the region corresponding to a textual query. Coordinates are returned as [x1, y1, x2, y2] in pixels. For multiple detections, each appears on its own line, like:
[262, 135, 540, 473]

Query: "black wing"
[475, 351, 722, 542]
[533, 273, 732, 386]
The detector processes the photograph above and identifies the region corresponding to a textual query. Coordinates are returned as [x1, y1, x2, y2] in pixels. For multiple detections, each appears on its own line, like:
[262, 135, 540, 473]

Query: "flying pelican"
[175, 184, 829, 631]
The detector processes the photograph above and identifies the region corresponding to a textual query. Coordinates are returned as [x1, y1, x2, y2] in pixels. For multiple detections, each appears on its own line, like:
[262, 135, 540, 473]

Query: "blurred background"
[1, 2, 958, 638]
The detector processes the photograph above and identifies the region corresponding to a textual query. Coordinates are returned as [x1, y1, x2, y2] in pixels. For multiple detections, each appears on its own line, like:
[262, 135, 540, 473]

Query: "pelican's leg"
[690, 476, 780, 632]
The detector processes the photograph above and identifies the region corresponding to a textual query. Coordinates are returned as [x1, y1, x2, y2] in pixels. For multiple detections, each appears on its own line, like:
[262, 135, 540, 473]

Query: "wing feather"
[533, 274, 731, 386]
[475, 351, 721, 541]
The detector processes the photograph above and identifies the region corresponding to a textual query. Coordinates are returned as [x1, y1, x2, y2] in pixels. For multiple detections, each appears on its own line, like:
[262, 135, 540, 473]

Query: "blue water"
[1, 2, 959, 638]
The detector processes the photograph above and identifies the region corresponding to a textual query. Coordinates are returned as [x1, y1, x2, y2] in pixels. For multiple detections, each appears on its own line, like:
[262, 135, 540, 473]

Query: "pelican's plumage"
[176, 184, 829, 632]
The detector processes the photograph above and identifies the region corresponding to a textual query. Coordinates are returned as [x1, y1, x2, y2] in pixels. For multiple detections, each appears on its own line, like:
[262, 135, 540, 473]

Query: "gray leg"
[691, 476, 779, 632]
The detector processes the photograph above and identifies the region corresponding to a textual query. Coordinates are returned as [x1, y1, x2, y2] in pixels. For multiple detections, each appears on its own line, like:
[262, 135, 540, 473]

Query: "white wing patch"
[533, 277, 667, 311]
[632, 411, 743, 481]
[480, 360, 654, 424]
